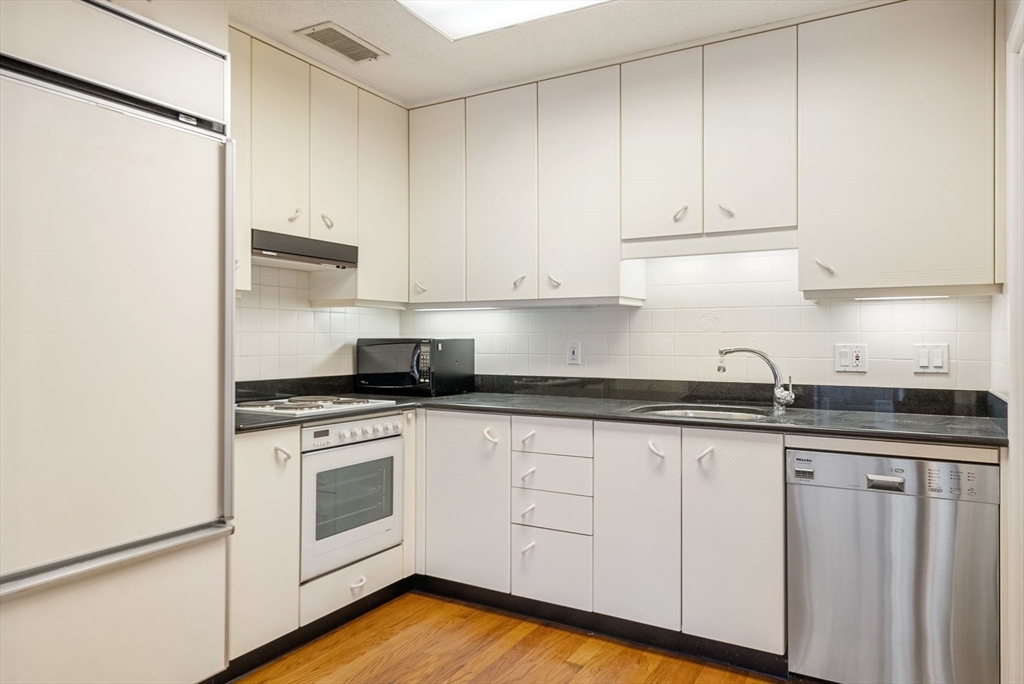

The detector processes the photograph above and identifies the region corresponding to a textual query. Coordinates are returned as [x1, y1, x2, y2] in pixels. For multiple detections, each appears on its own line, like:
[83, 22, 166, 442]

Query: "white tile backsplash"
[398, 250, 995, 391]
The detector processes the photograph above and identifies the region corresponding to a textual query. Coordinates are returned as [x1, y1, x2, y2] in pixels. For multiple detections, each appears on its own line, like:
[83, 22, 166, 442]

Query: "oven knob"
[384, 423, 393, 432]
[393, 421, 402, 431]
[352, 427, 362, 437]
[341, 430, 351, 439]
[374, 424, 383, 433]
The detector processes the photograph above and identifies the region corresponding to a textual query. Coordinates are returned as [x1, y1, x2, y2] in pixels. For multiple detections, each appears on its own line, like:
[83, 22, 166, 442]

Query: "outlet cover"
[567, 340, 581, 365]
[834, 344, 867, 373]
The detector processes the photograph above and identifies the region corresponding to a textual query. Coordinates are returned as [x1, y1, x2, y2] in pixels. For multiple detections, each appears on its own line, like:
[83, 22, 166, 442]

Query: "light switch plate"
[914, 343, 949, 373]
[567, 340, 581, 365]
[834, 344, 867, 373]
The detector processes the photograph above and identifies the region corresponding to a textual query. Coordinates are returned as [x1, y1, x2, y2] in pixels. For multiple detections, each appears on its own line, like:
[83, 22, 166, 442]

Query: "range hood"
[251, 229, 357, 269]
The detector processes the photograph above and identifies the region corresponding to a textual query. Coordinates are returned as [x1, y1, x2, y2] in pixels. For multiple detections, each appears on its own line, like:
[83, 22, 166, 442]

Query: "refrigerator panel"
[0, 75, 226, 575]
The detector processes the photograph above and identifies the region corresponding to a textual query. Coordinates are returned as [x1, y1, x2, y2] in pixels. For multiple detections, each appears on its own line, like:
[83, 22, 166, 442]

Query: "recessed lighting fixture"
[396, 0, 608, 41]
[854, 296, 951, 301]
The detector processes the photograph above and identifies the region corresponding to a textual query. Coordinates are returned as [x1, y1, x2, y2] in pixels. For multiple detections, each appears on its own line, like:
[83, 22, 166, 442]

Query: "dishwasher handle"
[867, 474, 905, 492]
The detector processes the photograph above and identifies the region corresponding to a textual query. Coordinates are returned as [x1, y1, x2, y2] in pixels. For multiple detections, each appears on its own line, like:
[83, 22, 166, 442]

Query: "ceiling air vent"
[296, 22, 387, 63]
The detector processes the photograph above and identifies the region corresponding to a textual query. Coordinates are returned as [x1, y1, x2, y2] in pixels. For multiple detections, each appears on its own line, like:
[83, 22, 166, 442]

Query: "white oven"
[300, 415, 404, 582]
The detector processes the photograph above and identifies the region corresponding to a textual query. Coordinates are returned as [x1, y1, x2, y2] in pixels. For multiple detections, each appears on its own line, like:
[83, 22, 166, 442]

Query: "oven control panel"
[301, 414, 404, 451]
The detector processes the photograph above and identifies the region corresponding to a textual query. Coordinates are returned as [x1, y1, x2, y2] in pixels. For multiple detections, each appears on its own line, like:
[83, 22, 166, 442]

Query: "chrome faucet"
[718, 346, 795, 416]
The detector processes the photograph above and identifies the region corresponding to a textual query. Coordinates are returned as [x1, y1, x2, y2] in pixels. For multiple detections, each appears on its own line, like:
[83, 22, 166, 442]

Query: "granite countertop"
[236, 391, 1008, 447]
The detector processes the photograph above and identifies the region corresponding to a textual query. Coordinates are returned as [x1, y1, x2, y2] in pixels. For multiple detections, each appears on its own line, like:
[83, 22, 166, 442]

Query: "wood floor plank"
[238, 592, 779, 684]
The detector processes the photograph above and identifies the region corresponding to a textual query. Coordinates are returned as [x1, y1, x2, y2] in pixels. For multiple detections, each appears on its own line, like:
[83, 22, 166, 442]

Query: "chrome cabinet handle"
[648, 440, 666, 457]
[718, 203, 735, 217]
[548, 272, 562, 287]
[672, 205, 688, 222]
[814, 258, 835, 276]
[321, 214, 334, 229]
[483, 427, 499, 444]
[415, 280, 428, 292]
[274, 446, 293, 461]
[234, 258, 240, 270]
[520, 467, 536, 481]
[521, 542, 536, 554]
[287, 208, 302, 222]
[697, 446, 714, 462]
[513, 273, 527, 288]
[350, 576, 367, 589]
[520, 504, 536, 517]
[520, 430, 536, 444]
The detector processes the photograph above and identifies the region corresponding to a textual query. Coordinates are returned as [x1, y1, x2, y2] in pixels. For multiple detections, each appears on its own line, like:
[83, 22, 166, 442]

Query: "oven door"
[301, 436, 404, 582]
[356, 340, 429, 392]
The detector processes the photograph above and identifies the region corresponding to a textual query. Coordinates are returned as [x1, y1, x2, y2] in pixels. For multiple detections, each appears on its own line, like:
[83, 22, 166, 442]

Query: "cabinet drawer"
[512, 525, 592, 611]
[512, 416, 592, 457]
[513, 451, 592, 496]
[512, 488, 592, 535]
[299, 545, 403, 626]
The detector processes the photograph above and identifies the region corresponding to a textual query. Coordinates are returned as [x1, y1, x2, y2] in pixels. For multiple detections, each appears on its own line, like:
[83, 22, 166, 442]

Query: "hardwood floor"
[240, 592, 777, 684]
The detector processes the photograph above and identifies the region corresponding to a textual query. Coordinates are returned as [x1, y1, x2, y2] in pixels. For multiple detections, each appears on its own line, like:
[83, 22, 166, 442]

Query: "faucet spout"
[718, 346, 795, 415]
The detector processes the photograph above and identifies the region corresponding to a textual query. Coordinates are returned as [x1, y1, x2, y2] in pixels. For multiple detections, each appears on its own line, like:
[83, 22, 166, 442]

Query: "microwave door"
[357, 342, 420, 389]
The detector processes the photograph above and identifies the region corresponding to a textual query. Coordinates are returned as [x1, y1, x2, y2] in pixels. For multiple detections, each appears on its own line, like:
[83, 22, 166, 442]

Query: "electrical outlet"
[567, 340, 581, 365]
[834, 344, 867, 373]
[914, 343, 949, 373]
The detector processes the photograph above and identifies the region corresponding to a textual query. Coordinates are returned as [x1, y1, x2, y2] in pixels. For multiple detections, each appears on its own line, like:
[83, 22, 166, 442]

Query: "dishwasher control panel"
[786, 450, 999, 505]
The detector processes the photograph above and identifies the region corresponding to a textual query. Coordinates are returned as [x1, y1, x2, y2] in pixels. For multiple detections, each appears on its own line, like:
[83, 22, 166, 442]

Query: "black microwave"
[356, 338, 474, 396]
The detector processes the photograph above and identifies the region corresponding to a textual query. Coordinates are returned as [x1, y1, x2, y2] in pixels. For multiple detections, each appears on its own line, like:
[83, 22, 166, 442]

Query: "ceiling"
[228, 0, 869, 107]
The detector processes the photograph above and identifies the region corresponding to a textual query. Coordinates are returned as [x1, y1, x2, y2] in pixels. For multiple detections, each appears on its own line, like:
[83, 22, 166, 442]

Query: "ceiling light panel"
[397, 0, 607, 41]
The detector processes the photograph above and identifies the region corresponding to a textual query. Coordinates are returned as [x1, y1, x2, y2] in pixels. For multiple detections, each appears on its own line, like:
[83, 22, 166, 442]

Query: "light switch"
[834, 344, 867, 373]
[914, 343, 949, 374]
[567, 340, 581, 365]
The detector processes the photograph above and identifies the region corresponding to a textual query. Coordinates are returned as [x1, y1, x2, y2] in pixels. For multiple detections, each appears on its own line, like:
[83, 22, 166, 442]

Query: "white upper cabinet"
[539, 66, 632, 300]
[357, 91, 409, 304]
[228, 28, 252, 292]
[681, 428, 785, 654]
[621, 48, 703, 240]
[251, 41, 309, 238]
[466, 84, 539, 302]
[798, 0, 994, 296]
[309, 67, 358, 246]
[109, 0, 228, 51]
[410, 100, 466, 303]
[704, 27, 796, 234]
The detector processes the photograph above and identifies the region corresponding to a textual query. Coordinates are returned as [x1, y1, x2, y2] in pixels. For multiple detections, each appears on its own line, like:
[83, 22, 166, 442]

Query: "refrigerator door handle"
[223, 138, 236, 520]
[0, 523, 233, 602]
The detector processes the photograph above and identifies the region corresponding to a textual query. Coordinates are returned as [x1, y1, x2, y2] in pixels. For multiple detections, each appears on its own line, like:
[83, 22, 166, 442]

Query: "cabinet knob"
[273, 446, 293, 461]
[321, 214, 334, 229]
[520, 467, 536, 481]
[697, 446, 714, 462]
[814, 258, 835, 276]
[548, 272, 563, 287]
[350, 576, 367, 589]
[520, 430, 536, 444]
[521, 542, 536, 555]
[717, 203, 735, 218]
[483, 427, 500, 444]
[672, 205, 688, 222]
[520, 504, 536, 517]
[513, 273, 527, 288]
[648, 440, 666, 457]
[287, 208, 302, 222]
[415, 280, 428, 292]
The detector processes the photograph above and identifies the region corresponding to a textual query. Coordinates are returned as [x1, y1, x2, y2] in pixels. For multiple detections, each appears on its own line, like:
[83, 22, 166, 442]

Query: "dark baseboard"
[203, 574, 789, 683]
[414, 575, 789, 680]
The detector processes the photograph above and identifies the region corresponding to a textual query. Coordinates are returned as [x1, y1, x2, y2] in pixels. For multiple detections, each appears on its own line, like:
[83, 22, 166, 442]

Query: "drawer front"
[513, 451, 592, 496]
[299, 545, 403, 626]
[512, 416, 593, 457]
[512, 525, 592, 611]
[512, 488, 592, 535]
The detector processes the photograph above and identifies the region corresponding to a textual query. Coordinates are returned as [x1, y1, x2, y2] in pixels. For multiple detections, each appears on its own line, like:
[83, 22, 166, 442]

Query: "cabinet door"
[704, 28, 796, 234]
[798, 0, 994, 292]
[681, 428, 784, 654]
[110, 0, 228, 50]
[512, 524, 592, 611]
[410, 100, 466, 303]
[251, 40, 309, 237]
[425, 410, 510, 592]
[229, 28, 252, 291]
[358, 91, 409, 303]
[621, 48, 703, 240]
[310, 67, 358, 246]
[538, 66, 621, 299]
[593, 422, 681, 630]
[229, 427, 300, 659]
[466, 84, 538, 301]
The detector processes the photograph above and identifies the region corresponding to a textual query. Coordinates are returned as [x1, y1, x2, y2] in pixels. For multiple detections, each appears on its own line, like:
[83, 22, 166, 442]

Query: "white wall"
[400, 250, 994, 390]
[234, 265, 400, 381]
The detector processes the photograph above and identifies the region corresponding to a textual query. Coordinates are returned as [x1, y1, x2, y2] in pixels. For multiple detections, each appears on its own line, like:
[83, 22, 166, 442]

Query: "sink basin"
[629, 404, 772, 421]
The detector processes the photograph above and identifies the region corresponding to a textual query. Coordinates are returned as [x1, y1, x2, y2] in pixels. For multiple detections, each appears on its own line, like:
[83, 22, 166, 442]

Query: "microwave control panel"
[417, 343, 431, 383]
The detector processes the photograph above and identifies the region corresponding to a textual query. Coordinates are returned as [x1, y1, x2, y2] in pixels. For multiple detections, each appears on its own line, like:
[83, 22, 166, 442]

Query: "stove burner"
[288, 396, 342, 403]
[325, 399, 371, 406]
[273, 403, 323, 411]
[237, 401, 281, 409]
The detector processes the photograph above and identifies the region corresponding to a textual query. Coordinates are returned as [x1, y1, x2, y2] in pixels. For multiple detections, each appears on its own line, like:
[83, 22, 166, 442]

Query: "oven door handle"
[411, 347, 421, 383]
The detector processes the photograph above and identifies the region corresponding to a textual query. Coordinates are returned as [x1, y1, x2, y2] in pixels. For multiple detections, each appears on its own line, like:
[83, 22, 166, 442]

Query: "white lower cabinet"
[512, 487, 592, 535]
[229, 426, 300, 659]
[681, 428, 785, 655]
[0, 539, 227, 684]
[299, 545, 404, 626]
[512, 451, 593, 496]
[512, 524, 592, 611]
[593, 422, 681, 631]
[425, 410, 511, 592]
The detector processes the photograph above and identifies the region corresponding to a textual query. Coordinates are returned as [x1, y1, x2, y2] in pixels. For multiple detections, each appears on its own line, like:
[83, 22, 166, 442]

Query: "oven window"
[315, 457, 393, 541]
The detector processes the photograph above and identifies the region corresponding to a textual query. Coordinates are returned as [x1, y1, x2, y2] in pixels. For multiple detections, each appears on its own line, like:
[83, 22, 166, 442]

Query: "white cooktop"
[235, 396, 396, 417]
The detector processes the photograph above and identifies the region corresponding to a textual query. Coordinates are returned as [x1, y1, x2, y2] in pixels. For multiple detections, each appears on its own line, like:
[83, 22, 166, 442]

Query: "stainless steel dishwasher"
[787, 450, 999, 684]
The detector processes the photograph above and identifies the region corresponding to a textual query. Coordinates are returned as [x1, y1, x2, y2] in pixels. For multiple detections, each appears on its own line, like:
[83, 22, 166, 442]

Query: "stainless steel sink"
[628, 404, 772, 421]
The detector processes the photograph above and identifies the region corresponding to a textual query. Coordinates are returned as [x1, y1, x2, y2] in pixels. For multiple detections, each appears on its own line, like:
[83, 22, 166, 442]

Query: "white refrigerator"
[0, 2, 232, 682]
